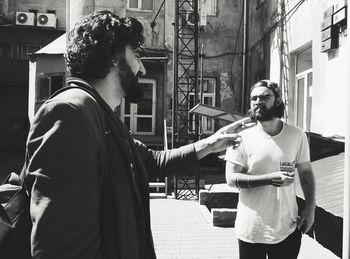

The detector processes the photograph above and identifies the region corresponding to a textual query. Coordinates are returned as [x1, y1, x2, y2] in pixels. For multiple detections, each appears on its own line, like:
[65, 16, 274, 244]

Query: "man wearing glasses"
[225, 80, 316, 259]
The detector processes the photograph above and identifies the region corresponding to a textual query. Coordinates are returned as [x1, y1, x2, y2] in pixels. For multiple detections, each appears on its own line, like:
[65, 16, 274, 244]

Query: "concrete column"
[94, 0, 126, 16]
[0, 0, 9, 16]
[69, 0, 126, 29]
[164, 0, 174, 49]
[69, 0, 94, 29]
[342, 4, 350, 258]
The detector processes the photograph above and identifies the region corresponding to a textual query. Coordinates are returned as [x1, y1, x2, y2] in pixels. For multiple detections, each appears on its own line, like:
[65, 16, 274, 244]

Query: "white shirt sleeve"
[224, 142, 246, 167]
[296, 132, 310, 163]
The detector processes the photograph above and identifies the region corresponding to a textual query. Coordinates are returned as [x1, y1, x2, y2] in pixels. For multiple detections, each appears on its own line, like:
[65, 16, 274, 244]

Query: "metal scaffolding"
[172, 0, 200, 199]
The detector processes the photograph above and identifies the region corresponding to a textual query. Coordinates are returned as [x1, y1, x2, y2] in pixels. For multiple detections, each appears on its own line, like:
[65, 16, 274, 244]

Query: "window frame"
[127, 0, 154, 11]
[36, 73, 65, 103]
[294, 46, 313, 131]
[201, 0, 217, 16]
[121, 78, 157, 135]
[188, 77, 216, 134]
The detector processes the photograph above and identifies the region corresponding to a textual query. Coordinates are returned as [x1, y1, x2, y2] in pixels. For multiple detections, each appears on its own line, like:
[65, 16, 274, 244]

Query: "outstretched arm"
[194, 117, 255, 159]
[135, 141, 199, 178]
[136, 118, 255, 179]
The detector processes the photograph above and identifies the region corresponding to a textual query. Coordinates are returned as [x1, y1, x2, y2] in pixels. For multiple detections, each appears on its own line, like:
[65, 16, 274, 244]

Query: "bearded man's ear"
[275, 96, 283, 106]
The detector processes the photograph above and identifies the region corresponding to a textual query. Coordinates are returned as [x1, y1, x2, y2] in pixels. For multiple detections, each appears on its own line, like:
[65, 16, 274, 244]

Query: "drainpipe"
[66, 0, 70, 77]
[241, 0, 249, 113]
[200, 43, 204, 105]
[343, 4, 350, 258]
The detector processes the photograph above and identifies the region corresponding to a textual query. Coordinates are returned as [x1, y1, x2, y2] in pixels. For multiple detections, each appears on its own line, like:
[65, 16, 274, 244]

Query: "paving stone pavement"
[150, 198, 340, 259]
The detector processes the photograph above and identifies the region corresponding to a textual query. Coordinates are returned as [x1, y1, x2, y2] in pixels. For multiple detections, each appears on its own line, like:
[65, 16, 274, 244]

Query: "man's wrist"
[305, 201, 316, 210]
[194, 139, 211, 160]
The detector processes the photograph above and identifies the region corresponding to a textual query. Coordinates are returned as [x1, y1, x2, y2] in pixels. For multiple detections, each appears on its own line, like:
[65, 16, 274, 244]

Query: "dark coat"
[25, 79, 199, 259]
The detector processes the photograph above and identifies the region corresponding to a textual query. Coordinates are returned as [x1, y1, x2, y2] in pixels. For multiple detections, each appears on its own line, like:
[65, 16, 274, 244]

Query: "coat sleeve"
[134, 140, 199, 179]
[26, 100, 102, 259]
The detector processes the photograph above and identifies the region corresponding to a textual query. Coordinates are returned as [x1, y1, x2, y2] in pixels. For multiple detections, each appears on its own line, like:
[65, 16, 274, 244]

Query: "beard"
[118, 56, 144, 103]
[248, 104, 277, 122]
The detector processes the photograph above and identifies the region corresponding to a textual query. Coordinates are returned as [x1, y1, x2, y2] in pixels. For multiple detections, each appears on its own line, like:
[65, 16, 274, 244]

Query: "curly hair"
[250, 79, 285, 118]
[66, 10, 144, 79]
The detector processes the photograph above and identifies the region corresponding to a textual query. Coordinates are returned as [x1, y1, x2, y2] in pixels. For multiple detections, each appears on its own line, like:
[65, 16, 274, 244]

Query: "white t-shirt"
[225, 122, 310, 244]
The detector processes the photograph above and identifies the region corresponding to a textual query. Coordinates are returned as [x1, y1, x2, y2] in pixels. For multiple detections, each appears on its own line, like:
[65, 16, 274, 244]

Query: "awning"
[189, 103, 245, 122]
[142, 47, 168, 60]
[35, 33, 66, 55]
[307, 132, 345, 161]
[33, 33, 169, 59]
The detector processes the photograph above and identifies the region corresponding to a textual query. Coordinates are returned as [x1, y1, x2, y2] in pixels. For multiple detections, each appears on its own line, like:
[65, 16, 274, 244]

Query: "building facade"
[28, 0, 245, 150]
[4, 0, 348, 160]
[0, 0, 65, 153]
[247, 0, 348, 138]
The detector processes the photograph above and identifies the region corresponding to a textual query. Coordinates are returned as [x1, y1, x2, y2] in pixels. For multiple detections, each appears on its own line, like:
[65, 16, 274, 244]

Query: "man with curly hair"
[225, 80, 316, 259]
[24, 10, 253, 259]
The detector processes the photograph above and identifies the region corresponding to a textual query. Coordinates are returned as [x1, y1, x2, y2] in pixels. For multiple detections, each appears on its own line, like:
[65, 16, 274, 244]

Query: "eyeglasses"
[250, 94, 273, 102]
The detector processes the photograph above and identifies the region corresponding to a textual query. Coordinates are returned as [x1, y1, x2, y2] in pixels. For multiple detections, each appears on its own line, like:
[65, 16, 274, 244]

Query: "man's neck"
[87, 73, 124, 110]
[257, 118, 283, 136]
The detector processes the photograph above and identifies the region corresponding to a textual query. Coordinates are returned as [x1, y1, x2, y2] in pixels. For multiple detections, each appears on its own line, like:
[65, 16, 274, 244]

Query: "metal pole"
[199, 43, 204, 139]
[200, 43, 204, 102]
[279, 0, 285, 100]
[172, 0, 179, 198]
[342, 5, 350, 258]
[194, 0, 199, 141]
[241, 0, 249, 113]
[172, 0, 178, 150]
[193, 0, 200, 198]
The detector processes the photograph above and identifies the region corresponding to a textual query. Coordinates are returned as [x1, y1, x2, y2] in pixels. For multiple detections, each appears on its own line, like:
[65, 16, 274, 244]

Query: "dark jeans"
[238, 228, 302, 259]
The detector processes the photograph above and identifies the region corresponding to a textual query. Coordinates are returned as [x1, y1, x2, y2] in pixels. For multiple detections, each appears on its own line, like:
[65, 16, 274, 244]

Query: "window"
[201, 0, 217, 16]
[23, 45, 41, 60]
[0, 44, 13, 59]
[0, 44, 41, 60]
[127, 0, 153, 11]
[36, 74, 65, 102]
[121, 78, 157, 135]
[294, 47, 312, 131]
[189, 78, 216, 134]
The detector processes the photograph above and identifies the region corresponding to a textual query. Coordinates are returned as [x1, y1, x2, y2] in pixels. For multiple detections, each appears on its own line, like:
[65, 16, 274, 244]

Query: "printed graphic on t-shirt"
[279, 161, 296, 176]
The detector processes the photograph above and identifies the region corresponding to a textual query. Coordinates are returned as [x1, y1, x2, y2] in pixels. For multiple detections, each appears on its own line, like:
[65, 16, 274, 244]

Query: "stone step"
[199, 189, 239, 211]
[150, 193, 167, 199]
[212, 208, 237, 227]
[149, 182, 166, 188]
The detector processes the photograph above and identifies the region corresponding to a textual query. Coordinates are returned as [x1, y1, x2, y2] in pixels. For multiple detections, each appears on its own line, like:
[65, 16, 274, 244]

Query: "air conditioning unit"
[16, 12, 35, 26]
[37, 13, 57, 28]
